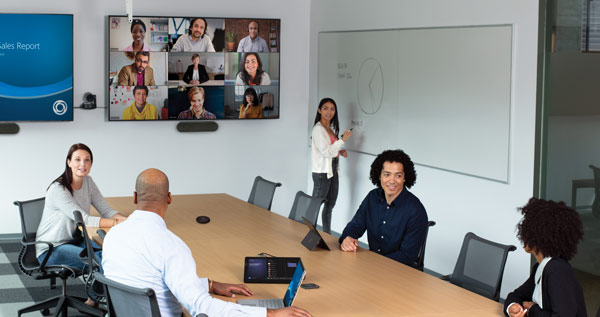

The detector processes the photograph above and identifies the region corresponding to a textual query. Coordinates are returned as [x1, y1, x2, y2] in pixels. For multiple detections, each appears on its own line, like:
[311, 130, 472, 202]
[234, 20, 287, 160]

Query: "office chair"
[247, 176, 282, 211]
[14, 198, 103, 316]
[412, 220, 436, 271]
[441, 232, 516, 302]
[74, 211, 106, 307]
[287, 191, 326, 227]
[589, 165, 600, 218]
[94, 273, 162, 317]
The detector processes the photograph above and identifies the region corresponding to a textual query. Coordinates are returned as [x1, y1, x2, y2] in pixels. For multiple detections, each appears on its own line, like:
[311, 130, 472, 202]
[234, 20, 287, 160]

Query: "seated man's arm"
[383, 205, 428, 265]
[163, 237, 265, 316]
[338, 196, 369, 251]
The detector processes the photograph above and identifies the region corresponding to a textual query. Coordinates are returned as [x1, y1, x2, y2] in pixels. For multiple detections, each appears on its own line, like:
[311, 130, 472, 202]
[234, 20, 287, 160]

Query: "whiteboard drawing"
[357, 58, 384, 115]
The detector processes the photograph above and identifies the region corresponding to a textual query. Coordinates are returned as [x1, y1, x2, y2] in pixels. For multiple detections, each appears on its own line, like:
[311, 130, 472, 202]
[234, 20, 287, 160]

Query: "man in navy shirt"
[339, 149, 428, 266]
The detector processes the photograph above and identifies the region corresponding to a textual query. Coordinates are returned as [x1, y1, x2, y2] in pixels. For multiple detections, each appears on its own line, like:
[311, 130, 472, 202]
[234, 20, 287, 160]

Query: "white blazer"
[311, 122, 344, 178]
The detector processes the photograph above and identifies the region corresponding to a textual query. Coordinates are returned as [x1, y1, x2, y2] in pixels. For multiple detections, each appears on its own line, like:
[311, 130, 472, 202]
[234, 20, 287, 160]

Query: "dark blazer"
[183, 64, 209, 84]
[504, 258, 586, 316]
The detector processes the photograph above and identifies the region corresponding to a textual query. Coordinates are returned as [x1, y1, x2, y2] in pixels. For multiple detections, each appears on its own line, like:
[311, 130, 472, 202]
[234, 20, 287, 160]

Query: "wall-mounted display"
[108, 16, 280, 121]
[0, 13, 73, 122]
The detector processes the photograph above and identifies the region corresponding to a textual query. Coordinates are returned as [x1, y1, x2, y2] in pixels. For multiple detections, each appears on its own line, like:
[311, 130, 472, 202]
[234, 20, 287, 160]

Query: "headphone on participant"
[188, 17, 207, 39]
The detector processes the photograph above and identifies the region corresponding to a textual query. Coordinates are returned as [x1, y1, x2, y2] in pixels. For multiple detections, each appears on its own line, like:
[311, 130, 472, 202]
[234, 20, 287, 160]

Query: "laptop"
[237, 259, 306, 309]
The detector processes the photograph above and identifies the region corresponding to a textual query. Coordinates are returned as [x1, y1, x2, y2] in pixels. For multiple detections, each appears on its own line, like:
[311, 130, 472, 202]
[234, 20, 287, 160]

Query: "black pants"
[311, 158, 339, 234]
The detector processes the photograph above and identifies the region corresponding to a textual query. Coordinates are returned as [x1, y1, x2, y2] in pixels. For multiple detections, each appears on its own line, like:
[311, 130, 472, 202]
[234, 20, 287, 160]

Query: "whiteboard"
[318, 25, 512, 182]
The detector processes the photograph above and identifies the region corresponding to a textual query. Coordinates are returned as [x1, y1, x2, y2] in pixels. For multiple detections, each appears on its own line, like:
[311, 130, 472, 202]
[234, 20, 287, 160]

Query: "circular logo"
[53, 100, 68, 116]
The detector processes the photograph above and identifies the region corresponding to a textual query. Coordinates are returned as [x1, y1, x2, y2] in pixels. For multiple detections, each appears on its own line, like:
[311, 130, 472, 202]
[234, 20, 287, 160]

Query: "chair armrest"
[22, 238, 54, 270]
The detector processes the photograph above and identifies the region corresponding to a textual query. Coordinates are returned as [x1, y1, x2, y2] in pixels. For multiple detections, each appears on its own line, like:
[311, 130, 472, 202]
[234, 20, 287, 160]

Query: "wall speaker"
[0, 123, 19, 135]
[176, 121, 218, 132]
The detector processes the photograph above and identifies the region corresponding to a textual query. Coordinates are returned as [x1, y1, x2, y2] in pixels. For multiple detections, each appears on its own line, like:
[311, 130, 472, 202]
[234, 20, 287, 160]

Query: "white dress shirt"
[311, 122, 344, 178]
[102, 210, 265, 317]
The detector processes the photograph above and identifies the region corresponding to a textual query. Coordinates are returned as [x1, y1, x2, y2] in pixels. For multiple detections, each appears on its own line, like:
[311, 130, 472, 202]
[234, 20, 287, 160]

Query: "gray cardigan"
[35, 176, 117, 258]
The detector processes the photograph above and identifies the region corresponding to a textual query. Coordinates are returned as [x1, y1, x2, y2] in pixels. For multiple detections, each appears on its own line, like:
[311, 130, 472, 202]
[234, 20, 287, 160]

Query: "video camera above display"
[108, 16, 280, 121]
[0, 13, 73, 122]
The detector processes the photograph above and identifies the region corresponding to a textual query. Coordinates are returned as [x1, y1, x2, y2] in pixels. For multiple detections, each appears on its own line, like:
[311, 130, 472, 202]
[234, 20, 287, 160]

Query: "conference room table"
[95, 194, 503, 316]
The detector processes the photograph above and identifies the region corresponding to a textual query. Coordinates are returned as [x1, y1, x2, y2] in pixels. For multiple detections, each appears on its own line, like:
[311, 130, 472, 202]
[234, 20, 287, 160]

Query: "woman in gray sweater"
[35, 143, 127, 305]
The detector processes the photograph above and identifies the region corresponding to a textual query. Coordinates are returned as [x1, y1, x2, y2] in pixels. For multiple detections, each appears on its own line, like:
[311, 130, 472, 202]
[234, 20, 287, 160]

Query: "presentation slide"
[0, 14, 73, 121]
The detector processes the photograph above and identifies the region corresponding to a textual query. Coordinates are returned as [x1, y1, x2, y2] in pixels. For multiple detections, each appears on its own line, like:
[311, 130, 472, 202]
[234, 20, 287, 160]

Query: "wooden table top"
[97, 194, 503, 316]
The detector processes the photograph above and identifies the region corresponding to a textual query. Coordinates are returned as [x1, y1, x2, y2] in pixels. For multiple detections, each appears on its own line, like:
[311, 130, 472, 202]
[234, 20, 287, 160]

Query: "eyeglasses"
[135, 58, 149, 64]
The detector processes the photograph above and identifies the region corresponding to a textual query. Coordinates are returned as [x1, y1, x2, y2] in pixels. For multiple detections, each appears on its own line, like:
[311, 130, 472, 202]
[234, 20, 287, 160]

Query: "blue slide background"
[0, 14, 73, 121]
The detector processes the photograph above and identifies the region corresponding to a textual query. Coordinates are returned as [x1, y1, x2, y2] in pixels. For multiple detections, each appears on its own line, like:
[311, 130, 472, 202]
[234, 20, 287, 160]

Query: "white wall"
[309, 0, 539, 298]
[0, 0, 310, 233]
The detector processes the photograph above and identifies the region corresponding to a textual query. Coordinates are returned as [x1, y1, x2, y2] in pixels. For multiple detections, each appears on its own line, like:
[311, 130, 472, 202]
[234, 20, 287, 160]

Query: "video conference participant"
[237, 21, 269, 53]
[235, 53, 271, 86]
[183, 53, 209, 85]
[311, 98, 352, 233]
[102, 168, 312, 317]
[177, 86, 216, 119]
[122, 85, 158, 120]
[504, 198, 586, 317]
[239, 87, 263, 119]
[339, 149, 428, 265]
[123, 19, 151, 52]
[36, 143, 127, 307]
[117, 51, 156, 86]
[171, 18, 216, 52]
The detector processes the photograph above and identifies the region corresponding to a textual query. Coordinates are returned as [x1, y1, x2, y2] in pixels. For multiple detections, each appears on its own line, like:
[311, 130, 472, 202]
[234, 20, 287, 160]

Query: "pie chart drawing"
[357, 58, 384, 114]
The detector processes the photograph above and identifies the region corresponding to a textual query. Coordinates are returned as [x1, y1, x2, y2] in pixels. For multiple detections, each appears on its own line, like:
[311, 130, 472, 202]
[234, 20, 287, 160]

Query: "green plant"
[225, 30, 235, 42]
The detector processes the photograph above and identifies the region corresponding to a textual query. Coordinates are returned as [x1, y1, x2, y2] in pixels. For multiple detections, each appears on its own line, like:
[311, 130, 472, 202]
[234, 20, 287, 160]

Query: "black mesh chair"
[441, 232, 516, 301]
[14, 198, 103, 316]
[73, 211, 106, 306]
[287, 191, 326, 227]
[247, 176, 282, 211]
[412, 220, 436, 271]
[94, 272, 161, 317]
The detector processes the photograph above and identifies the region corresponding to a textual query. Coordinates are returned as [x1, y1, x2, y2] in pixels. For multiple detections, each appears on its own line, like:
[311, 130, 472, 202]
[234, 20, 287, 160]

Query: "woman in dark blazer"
[505, 198, 586, 317]
[183, 53, 209, 85]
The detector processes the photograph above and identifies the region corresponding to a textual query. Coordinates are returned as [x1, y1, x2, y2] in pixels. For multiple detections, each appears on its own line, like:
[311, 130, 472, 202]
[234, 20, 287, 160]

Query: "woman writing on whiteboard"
[311, 98, 352, 233]
[36, 143, 127, 306]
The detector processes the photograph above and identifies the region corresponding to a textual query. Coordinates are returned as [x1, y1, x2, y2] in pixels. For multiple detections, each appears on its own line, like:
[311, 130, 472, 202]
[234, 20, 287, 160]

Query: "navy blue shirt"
[339, 187, 428, 265]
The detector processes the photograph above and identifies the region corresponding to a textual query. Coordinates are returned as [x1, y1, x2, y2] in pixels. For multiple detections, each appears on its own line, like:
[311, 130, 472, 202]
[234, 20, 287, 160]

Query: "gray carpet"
[0, 239, 91, 316]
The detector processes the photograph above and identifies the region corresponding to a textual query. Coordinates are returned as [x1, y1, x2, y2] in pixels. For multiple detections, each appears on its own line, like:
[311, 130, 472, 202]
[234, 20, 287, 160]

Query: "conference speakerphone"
[243, 257, 300, 284]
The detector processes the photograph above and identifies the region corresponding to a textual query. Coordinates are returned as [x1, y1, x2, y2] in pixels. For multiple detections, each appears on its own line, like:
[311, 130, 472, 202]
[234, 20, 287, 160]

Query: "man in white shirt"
[102, 168, 311, 317]
[237, 21, 270, 53]
[171, 17, 216, 52]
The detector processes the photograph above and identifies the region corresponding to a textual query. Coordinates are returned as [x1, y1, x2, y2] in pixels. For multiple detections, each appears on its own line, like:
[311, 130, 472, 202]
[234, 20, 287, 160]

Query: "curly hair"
[369, 150, 416, 189]
[517, 198, 583, 261]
